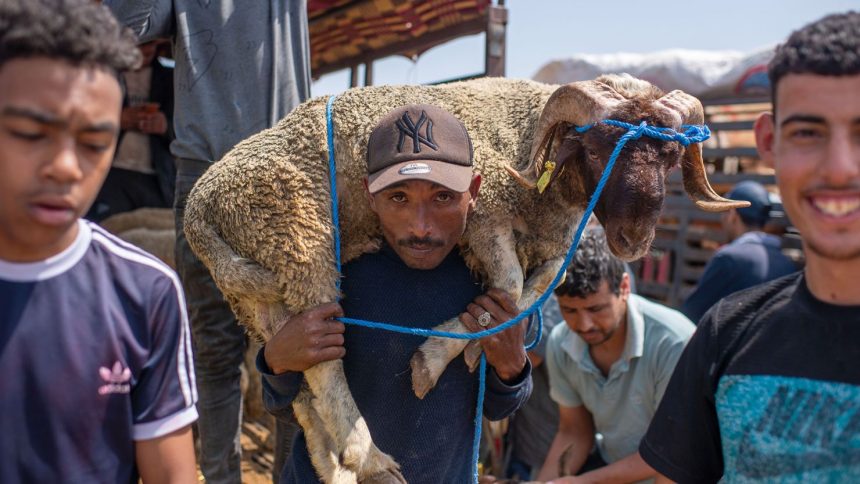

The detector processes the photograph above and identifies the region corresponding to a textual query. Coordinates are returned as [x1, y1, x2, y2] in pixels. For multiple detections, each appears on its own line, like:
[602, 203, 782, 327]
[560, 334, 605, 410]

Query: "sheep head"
[507, 75, 749, 261]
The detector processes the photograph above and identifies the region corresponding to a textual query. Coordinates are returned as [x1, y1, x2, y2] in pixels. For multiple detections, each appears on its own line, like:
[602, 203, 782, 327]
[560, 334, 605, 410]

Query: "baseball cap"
[366, 104, 474, 194]
[726, 180, 772, 226]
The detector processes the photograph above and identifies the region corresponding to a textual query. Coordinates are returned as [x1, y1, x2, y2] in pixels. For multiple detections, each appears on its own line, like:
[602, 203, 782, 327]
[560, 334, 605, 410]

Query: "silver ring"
[477, 312, 492, 327]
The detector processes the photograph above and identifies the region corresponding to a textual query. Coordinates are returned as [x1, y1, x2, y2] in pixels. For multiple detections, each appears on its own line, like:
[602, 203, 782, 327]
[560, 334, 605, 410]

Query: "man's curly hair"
[554, 228, 625, 299]
[769, 11, 860, 108]
[0, 0, 140, 75]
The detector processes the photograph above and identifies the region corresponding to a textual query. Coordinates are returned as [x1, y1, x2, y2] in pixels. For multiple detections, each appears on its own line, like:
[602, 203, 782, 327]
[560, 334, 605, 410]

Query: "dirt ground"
[195, 417, 275, 484]
[239, 418, 276, 484]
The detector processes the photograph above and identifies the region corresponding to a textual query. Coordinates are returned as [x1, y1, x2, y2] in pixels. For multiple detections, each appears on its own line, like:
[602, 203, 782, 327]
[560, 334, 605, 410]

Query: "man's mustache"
[398, 236, 445, 248]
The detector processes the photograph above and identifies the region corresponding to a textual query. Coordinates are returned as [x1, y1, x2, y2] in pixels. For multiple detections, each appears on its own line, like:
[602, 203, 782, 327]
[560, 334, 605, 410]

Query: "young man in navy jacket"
[0, 1, 197, 482]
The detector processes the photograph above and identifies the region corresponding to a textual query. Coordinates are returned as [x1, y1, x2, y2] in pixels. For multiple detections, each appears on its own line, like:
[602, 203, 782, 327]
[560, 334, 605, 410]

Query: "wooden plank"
[684, 228, 728, 244]
[702, 96, 771, 106]
[648, 238, 676, 252]
[666, 171, 776, 187]
[637, 281, 670, 300]
[706, 120, 755, 131]
[680, 247, 714, 264]
[703, 147, 760, 159]
[313, 16, 487, 77]
[484, 5, 507, 77]
[679, 265, 706, 282]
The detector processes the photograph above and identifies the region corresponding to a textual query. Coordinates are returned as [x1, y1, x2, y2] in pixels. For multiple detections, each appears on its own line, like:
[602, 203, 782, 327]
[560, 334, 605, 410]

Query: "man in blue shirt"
[258, 104, 533, 483]
[682, 180, 797, 323]
[0, 1, 197, 482]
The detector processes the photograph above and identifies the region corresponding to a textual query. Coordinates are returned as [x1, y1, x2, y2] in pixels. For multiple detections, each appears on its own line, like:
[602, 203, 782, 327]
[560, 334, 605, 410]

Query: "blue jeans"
[175, 158, 246, 484]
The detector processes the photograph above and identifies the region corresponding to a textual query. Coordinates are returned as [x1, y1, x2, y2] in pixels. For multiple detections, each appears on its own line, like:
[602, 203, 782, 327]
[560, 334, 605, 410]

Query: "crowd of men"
[0, 0, 858, 483]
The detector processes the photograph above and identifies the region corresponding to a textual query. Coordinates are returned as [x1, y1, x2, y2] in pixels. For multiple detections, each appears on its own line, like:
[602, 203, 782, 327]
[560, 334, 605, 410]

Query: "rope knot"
[629, 120, 648, 140]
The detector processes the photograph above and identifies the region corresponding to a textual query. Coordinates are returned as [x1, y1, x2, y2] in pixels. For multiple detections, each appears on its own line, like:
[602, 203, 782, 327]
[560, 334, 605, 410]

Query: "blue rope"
[524, 310, 543, 352]
[326, 96, 342, 291]
[575, 120, 711, 146]
[471, 354, 487, 484]
[322, 95, 709, 482]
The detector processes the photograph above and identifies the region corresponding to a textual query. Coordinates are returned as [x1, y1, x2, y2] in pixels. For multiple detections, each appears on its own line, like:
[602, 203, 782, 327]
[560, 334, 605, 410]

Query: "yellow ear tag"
[536, 160, 556, 194]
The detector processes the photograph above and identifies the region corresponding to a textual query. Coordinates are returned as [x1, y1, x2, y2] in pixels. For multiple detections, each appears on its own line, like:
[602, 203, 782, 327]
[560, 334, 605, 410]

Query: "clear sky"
[311, 0, 857, 97]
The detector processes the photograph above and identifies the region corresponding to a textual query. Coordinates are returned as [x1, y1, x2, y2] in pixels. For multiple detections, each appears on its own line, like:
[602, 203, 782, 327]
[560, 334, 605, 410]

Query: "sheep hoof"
[410, 351, 437, 399]
[352, 447, 406, 484]
[463, 340, 483, 372]
[360, 468, 407, 484]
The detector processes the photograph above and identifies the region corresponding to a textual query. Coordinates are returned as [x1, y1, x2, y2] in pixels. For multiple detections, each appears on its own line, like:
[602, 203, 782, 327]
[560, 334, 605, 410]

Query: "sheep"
[99, 208, 176, 269]
[183, 74, 746, 483]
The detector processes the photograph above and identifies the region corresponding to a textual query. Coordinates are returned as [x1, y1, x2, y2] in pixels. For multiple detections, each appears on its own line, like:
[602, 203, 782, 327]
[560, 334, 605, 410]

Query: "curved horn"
[658, 90, 751, 212]
[506, 81, 625, 189]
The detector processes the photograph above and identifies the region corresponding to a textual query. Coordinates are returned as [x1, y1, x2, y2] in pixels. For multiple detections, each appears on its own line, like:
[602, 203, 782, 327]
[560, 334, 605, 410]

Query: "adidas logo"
[98, 360, 132, 395]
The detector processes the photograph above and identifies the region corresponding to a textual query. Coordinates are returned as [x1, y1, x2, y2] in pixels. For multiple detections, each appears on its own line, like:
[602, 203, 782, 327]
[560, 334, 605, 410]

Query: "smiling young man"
[535, 229, 693, 484]
[639, 12, 860, 483]
[257, 104, 532, 483]
[0, 1, 197, 482]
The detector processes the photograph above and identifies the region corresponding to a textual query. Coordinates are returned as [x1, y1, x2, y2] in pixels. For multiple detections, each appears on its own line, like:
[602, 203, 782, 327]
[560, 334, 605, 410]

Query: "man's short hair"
[554, 229, 625, 299]
[0, 0, 140, 75]
[769, 11, 860, 106]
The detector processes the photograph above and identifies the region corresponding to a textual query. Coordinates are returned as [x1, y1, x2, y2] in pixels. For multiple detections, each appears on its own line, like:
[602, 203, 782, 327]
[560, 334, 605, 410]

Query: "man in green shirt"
[538, 229, 693, 483]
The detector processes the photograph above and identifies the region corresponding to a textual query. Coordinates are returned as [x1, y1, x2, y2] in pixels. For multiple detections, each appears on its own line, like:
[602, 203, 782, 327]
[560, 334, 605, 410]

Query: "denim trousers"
[175, 158, 246, 484]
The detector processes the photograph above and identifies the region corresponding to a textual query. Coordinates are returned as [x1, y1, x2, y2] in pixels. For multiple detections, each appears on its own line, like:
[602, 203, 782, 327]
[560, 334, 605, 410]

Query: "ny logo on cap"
[396, 110, 438, 154]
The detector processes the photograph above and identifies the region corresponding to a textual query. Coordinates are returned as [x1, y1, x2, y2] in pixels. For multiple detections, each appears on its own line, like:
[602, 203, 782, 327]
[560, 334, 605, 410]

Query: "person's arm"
[536, 405, 595, 480]
[460, 288, 532, 420]
[481, 356, 532, 420]
[655, 473, 675, 484]
[549, 451, 656, 483]
[136, 426, 196, 483]
[103, 0, 174, 42]
[259, 302, 347, 417]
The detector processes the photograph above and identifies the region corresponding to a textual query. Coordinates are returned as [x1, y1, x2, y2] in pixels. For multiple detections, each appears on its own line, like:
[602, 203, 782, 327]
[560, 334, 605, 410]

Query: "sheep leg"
[293, 388, 359, 483]
[462, 256, 566, 370]
[187, 219, 284, 305]
[252, 300, 403, 483]
[304, 360, 406, 483]
[297, 388, 405, 484]
[410, 226, 525, 398]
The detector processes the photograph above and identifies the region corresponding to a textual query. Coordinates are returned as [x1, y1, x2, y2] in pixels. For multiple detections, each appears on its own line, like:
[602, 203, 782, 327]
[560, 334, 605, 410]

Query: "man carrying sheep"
[640, 11, 860, 482]
[0, 0, 197, 482]
[257, 104, 533, 483]
[536, 229, 694, 483]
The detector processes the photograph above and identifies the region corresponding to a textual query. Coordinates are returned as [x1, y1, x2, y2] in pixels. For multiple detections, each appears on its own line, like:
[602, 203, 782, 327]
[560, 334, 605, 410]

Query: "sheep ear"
[505, 164, 538, 189]
[506, 122, 564, 191]
[541, 132, 581, 192]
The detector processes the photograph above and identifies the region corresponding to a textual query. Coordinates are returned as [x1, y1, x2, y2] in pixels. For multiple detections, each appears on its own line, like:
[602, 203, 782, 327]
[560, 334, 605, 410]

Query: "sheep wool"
[182, 74, 735, 483]
[184, 77, 568, 341]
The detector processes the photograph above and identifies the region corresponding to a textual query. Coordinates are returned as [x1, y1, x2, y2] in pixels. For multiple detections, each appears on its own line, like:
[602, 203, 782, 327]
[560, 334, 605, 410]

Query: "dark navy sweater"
[258, 243, 532, 483]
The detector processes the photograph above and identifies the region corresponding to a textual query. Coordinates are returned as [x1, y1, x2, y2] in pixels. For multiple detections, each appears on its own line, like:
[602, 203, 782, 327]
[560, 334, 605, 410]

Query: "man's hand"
[263, 302, 346, 374]
[460, 288, 527, 382]
[120, 104, 168, 135]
